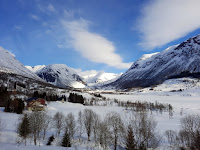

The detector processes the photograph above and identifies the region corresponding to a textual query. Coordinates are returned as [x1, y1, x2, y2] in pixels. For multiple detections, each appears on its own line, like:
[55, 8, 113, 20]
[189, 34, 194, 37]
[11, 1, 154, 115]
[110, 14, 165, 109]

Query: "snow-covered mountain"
[108, 35, 200, 89]
[26, 65, 45, 73]
[0, 46, 43, 81]
[83, 71, 122, 87]
[30, 64, 86, 88]
[26, 65, 122, 88]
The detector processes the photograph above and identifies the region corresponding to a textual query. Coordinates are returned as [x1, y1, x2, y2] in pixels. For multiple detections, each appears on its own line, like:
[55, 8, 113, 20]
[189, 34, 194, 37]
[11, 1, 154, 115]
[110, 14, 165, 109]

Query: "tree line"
[16, 109, 161, 150]
[0, 110, 199, 149]
[85, 97, 173, 117]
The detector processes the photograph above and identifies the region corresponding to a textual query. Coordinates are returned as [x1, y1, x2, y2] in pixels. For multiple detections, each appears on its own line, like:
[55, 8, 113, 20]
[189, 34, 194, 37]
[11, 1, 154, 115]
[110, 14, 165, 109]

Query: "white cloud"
[63, 9, 82, 19]
[31, 14, 39, 21]
[138, 0, 200, 50]
[47, 3, 55, 12]
[14, 25, 22, 30]
[61, 19, 132, 69]
[63, 9, 74, 18]
[72, 68, 98, 77]
[38, 3, 56, 14]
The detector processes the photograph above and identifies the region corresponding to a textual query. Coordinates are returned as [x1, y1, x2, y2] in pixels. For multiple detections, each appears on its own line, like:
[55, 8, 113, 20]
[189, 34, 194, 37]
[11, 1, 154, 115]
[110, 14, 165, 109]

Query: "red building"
[26, 97, 46, 111]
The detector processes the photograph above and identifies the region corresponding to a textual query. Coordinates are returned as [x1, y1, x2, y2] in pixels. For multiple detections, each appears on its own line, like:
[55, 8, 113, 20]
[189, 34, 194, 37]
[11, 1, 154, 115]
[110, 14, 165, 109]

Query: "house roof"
[26, 97, 39, 102]
[57, 97, 64, 100]
[26, 97, 46, 107]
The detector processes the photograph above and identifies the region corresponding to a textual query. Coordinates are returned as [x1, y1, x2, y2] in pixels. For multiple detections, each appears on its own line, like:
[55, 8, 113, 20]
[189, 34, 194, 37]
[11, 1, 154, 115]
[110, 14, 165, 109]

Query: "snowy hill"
[0, 46, 43, 81]
[34, 64, 86, 88]
[108, 35, 200, 89]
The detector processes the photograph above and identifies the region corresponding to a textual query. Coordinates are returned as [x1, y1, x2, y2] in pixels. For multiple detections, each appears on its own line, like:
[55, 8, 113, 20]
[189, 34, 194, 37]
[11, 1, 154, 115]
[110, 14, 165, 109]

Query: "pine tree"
[17, 113, 31, 146]
[62, 127, 71, 147]
[125, 125, 137, 150]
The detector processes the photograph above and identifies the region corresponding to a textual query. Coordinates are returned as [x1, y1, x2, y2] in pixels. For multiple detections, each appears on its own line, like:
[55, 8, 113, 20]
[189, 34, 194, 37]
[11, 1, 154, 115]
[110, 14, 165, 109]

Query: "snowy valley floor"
[1, 78, 200, 149]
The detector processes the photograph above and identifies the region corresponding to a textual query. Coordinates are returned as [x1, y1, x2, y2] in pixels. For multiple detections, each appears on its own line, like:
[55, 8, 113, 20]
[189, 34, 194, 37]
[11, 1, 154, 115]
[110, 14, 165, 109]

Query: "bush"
[47, 135, 55, 145]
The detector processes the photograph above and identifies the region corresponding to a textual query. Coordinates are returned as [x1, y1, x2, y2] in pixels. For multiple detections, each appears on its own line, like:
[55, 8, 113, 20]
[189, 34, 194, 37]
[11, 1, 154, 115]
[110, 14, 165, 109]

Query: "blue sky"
[0, 0, 200, 73]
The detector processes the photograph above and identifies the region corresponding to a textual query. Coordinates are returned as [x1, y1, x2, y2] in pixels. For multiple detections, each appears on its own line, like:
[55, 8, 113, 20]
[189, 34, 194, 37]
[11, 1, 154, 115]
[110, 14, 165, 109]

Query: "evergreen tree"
[62, 127, 71, 147]
[17, 113, 31, 145]
[125, 125, 137, 150]
[68, 93, 84, 104]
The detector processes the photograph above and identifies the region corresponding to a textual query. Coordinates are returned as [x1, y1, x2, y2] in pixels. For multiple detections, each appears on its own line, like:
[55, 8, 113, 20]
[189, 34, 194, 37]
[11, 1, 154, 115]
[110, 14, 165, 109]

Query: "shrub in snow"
[47, 135, 55, 145]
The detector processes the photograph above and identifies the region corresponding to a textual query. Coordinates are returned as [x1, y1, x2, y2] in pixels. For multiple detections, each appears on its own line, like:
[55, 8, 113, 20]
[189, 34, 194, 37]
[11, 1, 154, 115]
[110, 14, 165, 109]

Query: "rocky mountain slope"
[108, 35, 200, 89]
[26, 65, 122, 88]
[32, 64, 86, 88]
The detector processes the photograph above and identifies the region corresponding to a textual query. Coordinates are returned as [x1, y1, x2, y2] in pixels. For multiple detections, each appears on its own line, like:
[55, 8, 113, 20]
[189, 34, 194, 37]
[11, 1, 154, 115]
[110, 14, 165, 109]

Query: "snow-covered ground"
[1, 77, 200, 149]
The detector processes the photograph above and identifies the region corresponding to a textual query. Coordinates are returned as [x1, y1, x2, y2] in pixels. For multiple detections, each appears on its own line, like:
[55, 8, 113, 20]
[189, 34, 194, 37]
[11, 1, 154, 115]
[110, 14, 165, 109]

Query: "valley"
[0, 35, 200, 150]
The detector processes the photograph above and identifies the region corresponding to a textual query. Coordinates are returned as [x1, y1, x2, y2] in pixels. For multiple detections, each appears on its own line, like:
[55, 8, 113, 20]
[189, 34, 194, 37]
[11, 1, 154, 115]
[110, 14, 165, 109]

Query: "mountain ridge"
[106, 35, 200, 89]
[0, 46, 44, 82]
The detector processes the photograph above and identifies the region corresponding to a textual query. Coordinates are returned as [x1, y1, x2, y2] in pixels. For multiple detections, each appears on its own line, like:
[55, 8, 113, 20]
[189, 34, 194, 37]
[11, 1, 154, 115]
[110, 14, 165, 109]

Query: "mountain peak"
[29, 64, 86, 88]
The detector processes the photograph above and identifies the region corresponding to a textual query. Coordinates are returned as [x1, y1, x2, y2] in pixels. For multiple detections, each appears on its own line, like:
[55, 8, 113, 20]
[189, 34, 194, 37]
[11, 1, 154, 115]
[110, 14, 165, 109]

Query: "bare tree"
[178, 114, 200, 149]
[28, 112, 44, 145]
[77, 110, 83, 141]
[53, 112, 65, 137]
[97, 120, 110, 150]
[40, 112, 52, 139]
[65, 112, 76, 139]
[92, 111, 101, 145]
[130, 112, 161, 149]
[83, 109, 94, 141]
[164, 130, 178, 148]
[105, 112, 124, 150]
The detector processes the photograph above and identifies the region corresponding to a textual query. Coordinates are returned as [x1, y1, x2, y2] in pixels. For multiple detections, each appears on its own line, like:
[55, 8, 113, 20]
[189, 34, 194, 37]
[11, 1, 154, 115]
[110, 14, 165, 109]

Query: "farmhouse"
[26, 97, 46, 111]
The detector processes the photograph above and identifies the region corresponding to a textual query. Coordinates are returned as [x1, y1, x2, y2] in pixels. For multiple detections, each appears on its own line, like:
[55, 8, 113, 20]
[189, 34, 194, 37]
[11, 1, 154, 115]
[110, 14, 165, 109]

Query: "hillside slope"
[0, 46, 43, 81]
[108, 35, 200, 89]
